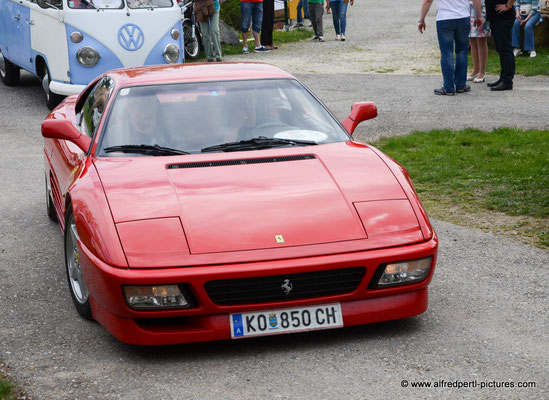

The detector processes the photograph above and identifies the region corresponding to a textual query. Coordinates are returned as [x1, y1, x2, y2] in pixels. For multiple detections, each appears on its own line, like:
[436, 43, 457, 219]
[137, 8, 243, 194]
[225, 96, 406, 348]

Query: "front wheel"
[42, 68, 65, 110]
[183, 20, 201, 60]
[0, 50, 20, 86]
[64, 205, 93, 320]
[45, 175, 57, 222]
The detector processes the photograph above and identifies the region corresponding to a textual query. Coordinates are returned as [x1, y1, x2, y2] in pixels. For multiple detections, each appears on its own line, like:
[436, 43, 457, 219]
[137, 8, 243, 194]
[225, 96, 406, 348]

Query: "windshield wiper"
[201, 136, 317, 153]
[104, 144, 190, 156]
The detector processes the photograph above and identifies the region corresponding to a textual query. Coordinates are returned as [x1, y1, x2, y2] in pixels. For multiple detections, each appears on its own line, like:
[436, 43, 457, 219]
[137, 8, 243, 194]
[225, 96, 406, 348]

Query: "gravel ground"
[0, 1, 548, 399]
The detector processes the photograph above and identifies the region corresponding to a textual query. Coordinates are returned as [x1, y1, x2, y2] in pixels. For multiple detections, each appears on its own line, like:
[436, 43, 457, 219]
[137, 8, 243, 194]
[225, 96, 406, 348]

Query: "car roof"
[106, 62, 296, 87]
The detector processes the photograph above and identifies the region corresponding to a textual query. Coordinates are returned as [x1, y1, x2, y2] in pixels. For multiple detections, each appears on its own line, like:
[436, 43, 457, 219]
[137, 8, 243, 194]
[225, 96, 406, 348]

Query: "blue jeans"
[330, 1, 348, 35]
[436, 17, 470, 93]
[241, 2, 263, 33]
[512, 12, 540, 52]
[297, 0, 310, 23]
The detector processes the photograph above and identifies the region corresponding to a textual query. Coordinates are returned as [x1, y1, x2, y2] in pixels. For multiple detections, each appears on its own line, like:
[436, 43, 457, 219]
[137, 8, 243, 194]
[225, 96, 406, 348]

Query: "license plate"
[230, 303, 343, 339]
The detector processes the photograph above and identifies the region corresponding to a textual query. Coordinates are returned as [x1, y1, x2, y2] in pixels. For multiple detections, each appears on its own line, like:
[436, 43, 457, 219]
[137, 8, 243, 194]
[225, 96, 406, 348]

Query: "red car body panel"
[42, 63, 438, 345]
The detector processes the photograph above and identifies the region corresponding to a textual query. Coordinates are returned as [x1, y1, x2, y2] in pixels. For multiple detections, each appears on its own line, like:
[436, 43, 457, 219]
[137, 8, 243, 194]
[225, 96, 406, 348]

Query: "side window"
[80, 77, 115, 138]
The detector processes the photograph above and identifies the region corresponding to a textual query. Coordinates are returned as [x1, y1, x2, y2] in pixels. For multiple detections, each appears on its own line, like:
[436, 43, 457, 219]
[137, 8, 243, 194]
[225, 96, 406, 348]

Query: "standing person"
[261, 0, 278, 50]
[468, 0, 491, 83]
[241, 0, 270, 53]
[512, 0, 541, 58]
[485, 0, 516, 90]
[199, 0, 223, 62]
[418, 0, 483, 96]
[308, 0, 325, 41]
[295, 0, 310, 27]
[326, 0, 354, 41]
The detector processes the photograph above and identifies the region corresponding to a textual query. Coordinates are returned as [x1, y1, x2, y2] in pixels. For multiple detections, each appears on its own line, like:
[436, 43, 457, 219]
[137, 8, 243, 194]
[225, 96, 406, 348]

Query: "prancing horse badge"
[275, 234, 285, 244]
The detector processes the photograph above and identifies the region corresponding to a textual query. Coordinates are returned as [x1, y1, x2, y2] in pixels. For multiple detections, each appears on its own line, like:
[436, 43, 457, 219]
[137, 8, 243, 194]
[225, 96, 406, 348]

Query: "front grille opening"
[204, 267, 365, 306]
[167, 154, 316, 169]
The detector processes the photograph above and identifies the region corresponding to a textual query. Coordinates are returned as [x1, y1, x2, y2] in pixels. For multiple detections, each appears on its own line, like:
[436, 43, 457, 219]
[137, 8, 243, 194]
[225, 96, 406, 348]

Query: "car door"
[49, 76, 114, 222]
[3, 0, 32, 70]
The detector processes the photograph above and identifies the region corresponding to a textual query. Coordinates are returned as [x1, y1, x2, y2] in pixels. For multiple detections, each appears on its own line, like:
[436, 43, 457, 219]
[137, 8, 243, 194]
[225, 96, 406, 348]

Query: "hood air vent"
[167, 154, 316, 169]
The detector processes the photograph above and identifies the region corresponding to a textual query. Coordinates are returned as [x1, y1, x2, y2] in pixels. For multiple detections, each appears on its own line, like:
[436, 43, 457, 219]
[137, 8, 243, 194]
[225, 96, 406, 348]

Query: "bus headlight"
[163, 44, 180, 63]
[76, 47, 100, 68]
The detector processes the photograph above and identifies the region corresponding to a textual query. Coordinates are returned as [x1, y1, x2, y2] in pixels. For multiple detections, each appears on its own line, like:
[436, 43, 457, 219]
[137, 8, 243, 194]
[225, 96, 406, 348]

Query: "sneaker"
[255, 46, 271, 52]
[294, 22, 304, 28]
[242, 46, 249, 54]
[513, 48, 522, 57]
[318, 36, 325, 42]
[216, 58, 222, 62]
[434, 87, 455, 96]
[456, 84, 471, 93]
[530, 50, 536, 58]
[311, 35, 319, 41]
[340, 34, 346, 41]
[335, 34, 341, 41]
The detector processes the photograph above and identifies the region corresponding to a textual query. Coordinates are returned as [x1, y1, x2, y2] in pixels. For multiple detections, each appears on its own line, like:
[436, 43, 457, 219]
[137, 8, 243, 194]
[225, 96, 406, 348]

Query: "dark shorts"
[241, 2, 263, 33]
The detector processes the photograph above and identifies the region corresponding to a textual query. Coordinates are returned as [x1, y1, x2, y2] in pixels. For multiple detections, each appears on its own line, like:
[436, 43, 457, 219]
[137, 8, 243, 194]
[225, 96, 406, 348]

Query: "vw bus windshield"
[68, 0, 173, 9]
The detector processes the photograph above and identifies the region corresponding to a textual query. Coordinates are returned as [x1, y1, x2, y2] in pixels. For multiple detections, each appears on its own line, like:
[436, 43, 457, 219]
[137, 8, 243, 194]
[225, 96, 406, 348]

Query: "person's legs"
[241, 2, 253, 50]
[199, 19, 213, 60]
[436, 19, 456, 93]
[330, 1, 341, 35]
[251, 2, 264, 48]
[469, 38, 480, 76]
[499, 19, 515, 84]
[297, 0, 304, 23]
[454, 17, 471, 89]
[210, 10, 222, 60]
[511, 17, 522, 49]
[309, 3, 319, 37]
[340, 1, 348, 35]
[315, 2, 324, 37]
[477, 37, 488, 77]
[261, 0, 274, 46]
[523, 12, 540, 52]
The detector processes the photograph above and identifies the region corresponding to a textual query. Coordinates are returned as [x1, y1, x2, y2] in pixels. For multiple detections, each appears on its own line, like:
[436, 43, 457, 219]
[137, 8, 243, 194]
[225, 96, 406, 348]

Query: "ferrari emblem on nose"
[275, 234, 285, 244]
[281, 279, 293, 294]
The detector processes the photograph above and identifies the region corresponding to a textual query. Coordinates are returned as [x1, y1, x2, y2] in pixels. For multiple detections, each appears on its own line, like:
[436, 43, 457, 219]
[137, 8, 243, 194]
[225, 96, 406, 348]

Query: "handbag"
[519, 3, 532, 16]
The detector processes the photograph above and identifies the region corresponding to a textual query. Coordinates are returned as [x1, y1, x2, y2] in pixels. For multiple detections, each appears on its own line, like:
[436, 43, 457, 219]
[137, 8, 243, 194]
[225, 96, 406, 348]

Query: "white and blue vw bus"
[0, 0, 183, 109]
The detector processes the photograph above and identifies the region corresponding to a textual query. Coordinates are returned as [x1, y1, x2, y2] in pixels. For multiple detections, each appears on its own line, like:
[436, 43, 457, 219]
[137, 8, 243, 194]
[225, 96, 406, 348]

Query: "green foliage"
[374, 128, 549, 247]
[0, 379, 16, 400]
[220, 0, 241, 32]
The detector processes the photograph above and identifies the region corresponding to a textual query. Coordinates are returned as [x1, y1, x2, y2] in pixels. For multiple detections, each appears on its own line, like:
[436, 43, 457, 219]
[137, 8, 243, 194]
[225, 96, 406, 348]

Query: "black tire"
[0, 50, 20, 86]
[64, 205, 93, 320]
[45, 175, 57, 222]
[183, 20, 201, 60]
[42, 68, 65, 110]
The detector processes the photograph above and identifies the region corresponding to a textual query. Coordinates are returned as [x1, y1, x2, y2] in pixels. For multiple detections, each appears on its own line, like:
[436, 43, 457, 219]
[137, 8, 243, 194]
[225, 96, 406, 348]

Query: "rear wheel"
[42, 68, 65, 110]
[65, 205, 93, 320]
[0, 50, 20, 86]
[183, 21, 201, 60]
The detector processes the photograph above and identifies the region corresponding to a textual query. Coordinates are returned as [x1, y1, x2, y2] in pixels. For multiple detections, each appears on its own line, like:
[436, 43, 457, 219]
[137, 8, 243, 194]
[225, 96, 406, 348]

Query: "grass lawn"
[373, 128, 549, 248]
[469, 47, 549, 76]
[190, 28, 314, 60]
[0, 378, 17, 400]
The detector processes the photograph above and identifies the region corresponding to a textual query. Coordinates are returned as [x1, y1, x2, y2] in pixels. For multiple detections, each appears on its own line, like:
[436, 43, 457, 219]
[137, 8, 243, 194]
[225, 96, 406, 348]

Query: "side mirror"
[341, 102, 377, 135]
[42, 118, 92, 153]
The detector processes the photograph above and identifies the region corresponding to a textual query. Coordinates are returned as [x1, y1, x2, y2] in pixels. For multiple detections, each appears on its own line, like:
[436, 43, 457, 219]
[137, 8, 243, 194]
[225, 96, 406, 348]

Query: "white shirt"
[436, 0, 471, 21]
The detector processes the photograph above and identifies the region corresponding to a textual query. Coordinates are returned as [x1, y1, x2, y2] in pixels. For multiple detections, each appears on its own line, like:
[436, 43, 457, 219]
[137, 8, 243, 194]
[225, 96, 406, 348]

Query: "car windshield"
[68, 0, 172, 9]
[98, 79, 350, 156]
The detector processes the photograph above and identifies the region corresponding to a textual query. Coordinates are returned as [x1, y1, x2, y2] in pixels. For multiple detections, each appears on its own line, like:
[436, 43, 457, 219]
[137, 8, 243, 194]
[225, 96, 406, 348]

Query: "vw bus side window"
[127, 0, 173, 9]
[69, 0, 123, 9]
[79, 77, 115, 137]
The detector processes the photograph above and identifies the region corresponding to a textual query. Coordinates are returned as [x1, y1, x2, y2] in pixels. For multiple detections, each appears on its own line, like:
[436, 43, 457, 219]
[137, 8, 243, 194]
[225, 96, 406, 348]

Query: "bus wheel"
[42, 68, 65, 110]
[0, 50, 20, 86]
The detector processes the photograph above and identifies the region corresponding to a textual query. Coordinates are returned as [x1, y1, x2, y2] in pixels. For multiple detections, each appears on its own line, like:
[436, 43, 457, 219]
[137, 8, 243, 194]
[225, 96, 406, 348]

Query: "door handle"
[14, 15, 21, 21]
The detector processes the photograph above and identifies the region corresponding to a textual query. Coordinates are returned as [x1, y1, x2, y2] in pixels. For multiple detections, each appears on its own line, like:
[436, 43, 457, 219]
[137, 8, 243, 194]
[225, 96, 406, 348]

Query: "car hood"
[94, 142, 417, 259]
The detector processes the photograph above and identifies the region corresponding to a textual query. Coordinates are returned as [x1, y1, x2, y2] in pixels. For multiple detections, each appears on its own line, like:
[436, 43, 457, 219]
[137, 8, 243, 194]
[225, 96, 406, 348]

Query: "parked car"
[0, 0, 183, 110]
[42, 62, 438, 345]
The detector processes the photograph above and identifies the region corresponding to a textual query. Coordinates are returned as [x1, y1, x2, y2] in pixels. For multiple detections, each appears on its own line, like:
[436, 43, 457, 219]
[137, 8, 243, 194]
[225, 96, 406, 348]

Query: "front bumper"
[50, 80, 87, 96]
[79, 235, 438, 345]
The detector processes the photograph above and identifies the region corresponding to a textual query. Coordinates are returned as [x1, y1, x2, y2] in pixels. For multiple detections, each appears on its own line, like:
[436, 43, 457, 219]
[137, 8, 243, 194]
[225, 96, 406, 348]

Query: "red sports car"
[42, 63, 438, 345]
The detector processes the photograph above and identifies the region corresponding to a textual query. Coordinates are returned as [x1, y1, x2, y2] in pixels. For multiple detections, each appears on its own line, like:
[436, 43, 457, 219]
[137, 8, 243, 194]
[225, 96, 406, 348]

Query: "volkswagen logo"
[281, 279, 293, 295]
[118, 24, 145, 51]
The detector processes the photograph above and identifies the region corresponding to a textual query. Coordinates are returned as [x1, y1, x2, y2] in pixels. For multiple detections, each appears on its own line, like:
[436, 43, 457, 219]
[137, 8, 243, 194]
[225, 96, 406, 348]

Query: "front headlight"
[123, 285, 192, 310]
[372, 257, 432, 288]
[163, 44, 180, 63]
[76, 46, 100, 67]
